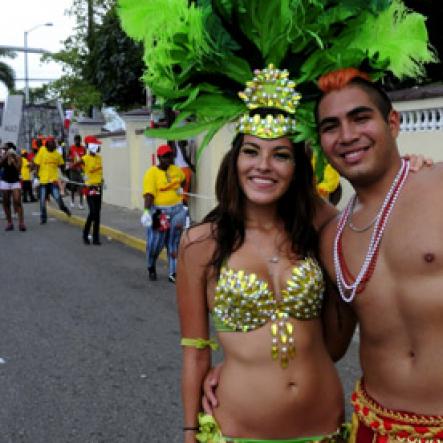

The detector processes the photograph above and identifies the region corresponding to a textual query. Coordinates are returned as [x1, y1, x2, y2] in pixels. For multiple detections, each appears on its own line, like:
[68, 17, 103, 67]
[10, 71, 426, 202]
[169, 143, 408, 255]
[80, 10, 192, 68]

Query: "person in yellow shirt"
[141, 144, 187, 282]
[81, 136, 103, 245]
[20, 149, 37, 203]
[34, 137, 71, 224]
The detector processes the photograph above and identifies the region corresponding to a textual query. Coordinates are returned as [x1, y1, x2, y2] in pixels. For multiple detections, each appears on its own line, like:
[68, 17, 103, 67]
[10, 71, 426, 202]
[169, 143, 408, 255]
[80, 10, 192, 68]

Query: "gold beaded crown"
[236, 64, 301, 139]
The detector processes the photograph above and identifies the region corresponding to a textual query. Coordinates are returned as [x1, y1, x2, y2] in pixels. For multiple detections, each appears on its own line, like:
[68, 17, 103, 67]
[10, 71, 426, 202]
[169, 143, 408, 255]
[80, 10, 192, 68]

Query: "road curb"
[47, 206, 161, 257]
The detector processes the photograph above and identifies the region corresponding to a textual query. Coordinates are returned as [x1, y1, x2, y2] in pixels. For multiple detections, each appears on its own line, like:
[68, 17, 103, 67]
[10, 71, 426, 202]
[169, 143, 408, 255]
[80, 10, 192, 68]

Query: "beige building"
[72, 86, 443, 219]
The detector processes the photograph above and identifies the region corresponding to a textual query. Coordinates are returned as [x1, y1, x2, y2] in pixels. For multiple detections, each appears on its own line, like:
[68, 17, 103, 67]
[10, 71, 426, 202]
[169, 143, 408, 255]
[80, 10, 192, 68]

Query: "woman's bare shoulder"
[182, 222, 216, 245]
[180, 222, 217, 260]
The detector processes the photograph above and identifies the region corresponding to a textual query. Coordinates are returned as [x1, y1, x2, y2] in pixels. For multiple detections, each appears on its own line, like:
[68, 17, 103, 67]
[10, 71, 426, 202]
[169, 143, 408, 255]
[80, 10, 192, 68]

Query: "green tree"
[43, 0, 144, 112]
[0, 49, 16, 91]
[41, 0, 110, 111]
[87, 6, 145, 109]
[43, 40, 102, 111]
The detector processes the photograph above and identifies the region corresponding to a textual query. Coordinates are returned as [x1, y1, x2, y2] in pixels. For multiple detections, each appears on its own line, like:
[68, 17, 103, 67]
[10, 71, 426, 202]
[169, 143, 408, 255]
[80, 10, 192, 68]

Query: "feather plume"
[118, 0, 436, 180]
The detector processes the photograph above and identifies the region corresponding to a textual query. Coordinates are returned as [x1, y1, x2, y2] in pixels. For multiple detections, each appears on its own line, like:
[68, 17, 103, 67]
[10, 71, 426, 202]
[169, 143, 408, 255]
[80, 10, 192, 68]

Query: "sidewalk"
[47, 200, 148, 253]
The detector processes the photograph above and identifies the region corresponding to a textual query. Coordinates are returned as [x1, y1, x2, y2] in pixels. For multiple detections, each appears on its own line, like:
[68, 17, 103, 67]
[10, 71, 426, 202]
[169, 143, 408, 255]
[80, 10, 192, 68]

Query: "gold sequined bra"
[212, 257, 324, 368]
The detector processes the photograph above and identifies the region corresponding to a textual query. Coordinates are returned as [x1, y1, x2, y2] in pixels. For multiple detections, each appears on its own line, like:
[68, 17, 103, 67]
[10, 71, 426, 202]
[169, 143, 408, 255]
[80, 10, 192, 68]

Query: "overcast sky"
[0, 0, 75, 101]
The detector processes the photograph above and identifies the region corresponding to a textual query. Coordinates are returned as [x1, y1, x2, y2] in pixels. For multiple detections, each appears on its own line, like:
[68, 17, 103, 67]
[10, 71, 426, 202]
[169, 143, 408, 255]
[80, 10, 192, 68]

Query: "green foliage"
[119, 0, 213, 92]
[0, 49, 16, 91]
[0, 62, 15, 91]
[119, 0, 436, 176]
[42, 0, 144, 112]
[88, 6, 145, 109]
[49, 76, 102, 110]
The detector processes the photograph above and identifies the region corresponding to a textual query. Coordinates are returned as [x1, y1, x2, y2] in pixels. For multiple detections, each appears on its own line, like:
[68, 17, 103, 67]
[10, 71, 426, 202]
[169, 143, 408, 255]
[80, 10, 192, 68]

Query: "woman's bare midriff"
[213, 319, 344, 439]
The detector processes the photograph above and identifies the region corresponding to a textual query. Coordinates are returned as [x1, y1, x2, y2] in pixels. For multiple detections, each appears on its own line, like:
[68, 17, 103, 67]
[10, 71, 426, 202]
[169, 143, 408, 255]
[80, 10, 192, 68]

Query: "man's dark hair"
[46, 139, 56, 150]
[315, 77, 393, 124]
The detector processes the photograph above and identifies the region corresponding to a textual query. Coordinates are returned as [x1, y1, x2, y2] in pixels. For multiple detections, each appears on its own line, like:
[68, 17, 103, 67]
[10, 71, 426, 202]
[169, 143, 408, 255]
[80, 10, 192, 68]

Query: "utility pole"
[23, 23, 53, 148]
[24, 23, 53, 105]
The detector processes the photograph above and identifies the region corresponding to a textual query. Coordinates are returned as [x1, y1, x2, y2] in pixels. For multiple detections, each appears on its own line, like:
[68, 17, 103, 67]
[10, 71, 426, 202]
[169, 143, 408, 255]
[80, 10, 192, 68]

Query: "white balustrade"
[399, 107, 443, 132]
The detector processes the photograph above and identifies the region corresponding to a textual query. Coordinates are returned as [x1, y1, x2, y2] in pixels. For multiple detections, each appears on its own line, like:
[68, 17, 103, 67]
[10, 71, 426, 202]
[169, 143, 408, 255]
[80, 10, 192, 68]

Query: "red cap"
[156, 144, 173, 156]
[45, 136, 55, 142]
[84, 135, 101, 145]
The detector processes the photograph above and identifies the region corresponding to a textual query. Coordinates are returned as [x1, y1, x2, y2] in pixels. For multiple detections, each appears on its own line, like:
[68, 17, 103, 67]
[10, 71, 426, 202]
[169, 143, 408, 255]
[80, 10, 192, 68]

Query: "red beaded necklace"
[334, 160, 410, 301]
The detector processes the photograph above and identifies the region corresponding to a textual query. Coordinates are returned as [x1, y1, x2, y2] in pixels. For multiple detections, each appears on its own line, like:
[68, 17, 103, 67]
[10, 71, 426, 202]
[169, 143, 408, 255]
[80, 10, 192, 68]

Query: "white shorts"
[0, 181, 21, 191]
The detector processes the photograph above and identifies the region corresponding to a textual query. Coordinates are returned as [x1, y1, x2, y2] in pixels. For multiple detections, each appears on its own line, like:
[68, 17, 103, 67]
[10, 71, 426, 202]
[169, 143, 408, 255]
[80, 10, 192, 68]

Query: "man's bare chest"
[341, 196, 443, 279]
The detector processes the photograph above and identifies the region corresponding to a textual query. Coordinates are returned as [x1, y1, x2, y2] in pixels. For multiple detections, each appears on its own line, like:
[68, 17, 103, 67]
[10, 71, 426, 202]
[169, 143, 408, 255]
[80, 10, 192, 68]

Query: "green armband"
[180, 337, 219, 350]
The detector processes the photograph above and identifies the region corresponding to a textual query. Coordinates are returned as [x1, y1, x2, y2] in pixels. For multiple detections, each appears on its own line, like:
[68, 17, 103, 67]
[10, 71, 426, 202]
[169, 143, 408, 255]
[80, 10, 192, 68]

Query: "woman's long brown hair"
[202, 133, 319, 274]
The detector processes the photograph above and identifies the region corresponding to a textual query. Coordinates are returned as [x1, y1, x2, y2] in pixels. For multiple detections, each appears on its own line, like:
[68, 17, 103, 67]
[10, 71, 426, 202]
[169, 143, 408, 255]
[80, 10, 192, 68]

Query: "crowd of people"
[1, 133, 196, 257]
[0, 134, 105, 243]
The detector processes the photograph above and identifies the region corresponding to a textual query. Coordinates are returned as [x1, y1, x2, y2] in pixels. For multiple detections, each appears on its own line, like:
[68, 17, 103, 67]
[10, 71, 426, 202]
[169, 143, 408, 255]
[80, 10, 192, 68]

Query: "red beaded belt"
[349, 379, 443, 443]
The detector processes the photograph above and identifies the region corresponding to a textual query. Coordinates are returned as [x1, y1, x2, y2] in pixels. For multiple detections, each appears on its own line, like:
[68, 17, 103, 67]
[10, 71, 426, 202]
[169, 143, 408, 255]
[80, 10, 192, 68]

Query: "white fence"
[399, 107, 443, 132]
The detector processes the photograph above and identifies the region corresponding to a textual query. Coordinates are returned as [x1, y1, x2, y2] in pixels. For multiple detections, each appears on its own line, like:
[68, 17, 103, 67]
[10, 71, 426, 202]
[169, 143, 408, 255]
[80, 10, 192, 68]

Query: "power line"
[0, 45, 51, 54]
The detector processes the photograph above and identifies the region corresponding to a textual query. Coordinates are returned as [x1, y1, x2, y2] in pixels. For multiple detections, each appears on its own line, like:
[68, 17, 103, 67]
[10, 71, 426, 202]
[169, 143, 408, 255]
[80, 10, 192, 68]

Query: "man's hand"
[202, 364, 222, 415]
[140, 209, 152, 228]
[403, 154, 433, 172]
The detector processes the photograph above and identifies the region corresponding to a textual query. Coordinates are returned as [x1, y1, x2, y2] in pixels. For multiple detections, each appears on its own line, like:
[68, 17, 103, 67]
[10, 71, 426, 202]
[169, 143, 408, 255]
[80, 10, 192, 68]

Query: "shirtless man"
[317, 70, 443, 442]
[204, 70, 442, 442]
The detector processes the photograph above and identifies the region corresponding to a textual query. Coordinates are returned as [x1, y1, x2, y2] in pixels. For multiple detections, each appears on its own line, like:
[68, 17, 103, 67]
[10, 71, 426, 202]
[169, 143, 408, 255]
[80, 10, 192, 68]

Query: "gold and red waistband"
[349, 379, 443, 443]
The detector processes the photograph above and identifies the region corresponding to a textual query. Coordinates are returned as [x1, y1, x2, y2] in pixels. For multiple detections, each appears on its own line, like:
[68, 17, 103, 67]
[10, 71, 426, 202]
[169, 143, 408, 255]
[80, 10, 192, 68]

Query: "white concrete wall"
[100, 134, 131, 208]
[188, 124, 235, 222]
[69, 121, 104, 147]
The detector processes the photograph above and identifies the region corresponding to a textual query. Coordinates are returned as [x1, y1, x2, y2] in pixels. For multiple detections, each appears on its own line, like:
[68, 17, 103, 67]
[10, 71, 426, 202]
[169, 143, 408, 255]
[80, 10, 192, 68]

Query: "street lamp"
[24, 22, 53, 105]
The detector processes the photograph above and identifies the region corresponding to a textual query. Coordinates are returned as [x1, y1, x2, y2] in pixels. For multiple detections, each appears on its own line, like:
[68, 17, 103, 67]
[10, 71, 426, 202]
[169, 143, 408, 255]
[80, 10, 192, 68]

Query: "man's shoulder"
[320, 208, 340, 238]
[34, 149, 44, 160]
[144, 165, 158, 175]
[408, 162, 443, 188]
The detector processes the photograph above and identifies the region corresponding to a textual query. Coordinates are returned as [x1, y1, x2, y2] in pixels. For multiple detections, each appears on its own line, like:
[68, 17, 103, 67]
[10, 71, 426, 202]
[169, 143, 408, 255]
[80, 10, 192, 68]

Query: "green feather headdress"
[118, 0, 436, 182]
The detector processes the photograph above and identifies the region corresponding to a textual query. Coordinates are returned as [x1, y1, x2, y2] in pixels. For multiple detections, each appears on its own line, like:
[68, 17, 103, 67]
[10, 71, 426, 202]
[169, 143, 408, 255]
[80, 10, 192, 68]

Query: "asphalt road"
[0, 206, 360, 443]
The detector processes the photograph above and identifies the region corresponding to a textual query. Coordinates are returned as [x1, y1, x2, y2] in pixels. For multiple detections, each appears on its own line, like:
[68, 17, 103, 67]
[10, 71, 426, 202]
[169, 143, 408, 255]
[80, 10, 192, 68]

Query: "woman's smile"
[248, 175, 278, 188]
[237, 135, 295, 205]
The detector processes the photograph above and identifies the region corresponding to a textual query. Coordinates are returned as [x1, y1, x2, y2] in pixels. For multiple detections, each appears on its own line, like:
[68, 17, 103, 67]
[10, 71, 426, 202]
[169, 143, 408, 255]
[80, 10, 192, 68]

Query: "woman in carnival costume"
[118, 1, 435, 441]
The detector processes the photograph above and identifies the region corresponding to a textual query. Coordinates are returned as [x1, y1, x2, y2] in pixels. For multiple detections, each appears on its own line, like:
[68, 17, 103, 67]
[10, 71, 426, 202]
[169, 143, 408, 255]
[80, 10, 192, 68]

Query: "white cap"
[88, 143, 100, 154]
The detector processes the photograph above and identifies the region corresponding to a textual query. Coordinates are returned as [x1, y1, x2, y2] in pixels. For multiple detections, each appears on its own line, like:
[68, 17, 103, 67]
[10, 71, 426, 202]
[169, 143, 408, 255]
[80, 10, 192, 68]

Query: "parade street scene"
[0, 1, 442, 443]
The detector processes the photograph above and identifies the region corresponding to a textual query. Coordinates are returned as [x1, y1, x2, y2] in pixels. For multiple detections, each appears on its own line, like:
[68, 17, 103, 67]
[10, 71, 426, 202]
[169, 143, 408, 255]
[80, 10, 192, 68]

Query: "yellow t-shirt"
[142, 164, 185, 206]
[21, 157, 31, 181]
[34, 147, 64, 184]
[82, 154, 103, 185]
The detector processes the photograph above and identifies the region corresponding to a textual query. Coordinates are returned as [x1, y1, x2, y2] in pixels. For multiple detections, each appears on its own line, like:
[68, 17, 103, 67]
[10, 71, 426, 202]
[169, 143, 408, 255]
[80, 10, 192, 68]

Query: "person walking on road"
[0, 143, 26, 231]
[67, 134, 86, 209]
[21, 149, 37, 203]
[34, 137, 71, 224]
[80, 136, 104, 245]
[141, 144, 187, 283]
